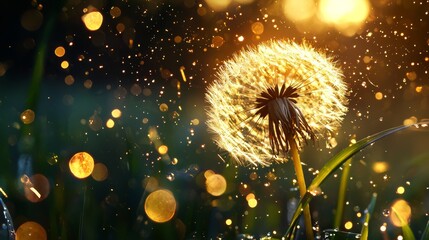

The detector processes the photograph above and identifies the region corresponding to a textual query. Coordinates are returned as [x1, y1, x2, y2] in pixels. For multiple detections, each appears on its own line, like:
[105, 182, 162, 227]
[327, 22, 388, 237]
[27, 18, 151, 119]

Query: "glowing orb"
[16, 221, 47, 240]
[158, 145, 168, 155]
[144, 189, 176, 223]
[91, 163, 108, 181]
[23, 174, 50, 203]
[82, 11, 103, 31]
[390, 199, 412, 227]
[20, 109, 35, 124]
[69, 152, 95, 179]
[206, 174, 227, 196]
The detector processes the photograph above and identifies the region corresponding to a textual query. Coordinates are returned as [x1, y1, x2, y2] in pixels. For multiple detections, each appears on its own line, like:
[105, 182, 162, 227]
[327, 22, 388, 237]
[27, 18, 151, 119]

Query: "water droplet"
[382, 209, 390, 217]
[166, 173, 175, 181]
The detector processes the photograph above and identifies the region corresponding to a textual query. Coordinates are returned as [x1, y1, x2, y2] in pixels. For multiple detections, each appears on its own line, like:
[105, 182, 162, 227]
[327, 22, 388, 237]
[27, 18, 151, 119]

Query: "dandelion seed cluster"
[206, 40, 348, 166]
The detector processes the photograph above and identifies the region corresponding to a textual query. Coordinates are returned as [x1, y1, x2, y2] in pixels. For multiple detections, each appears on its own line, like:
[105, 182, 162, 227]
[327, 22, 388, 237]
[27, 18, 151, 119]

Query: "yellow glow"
[416, 86, 423, 93]
[159, 103, 169, 112]
[375, 92, 383, 100]
[372, 161, 389, 173]
[204, 0, 232, 11]
[61, 61, 69, 69]
[206, 174, 227, 196]
[16, 221, 47, 240]
[69, 152, 95, 179]
[82, 11, 103, 31]
[251, 22, 264, 35]
[319, 0, 369, 23]
[54, 46, 65, 57]
[106, 118, 115, 128]
[403, 116, 418, 126]
[191, 118, 200, 125]
[158, 145, 168, 155]
[180, 66, 187, 82]
[248, 198, 257, 208]
[204, 170, 215, 179]
[318, 0, 370, 35]
[225, 219, 232, 225]
[390, 199, 411, 227]
[20, 109, 35, 124]
[0, 188, 8, 198]
[245, 193, 255, 201]
[344, 221, 353, 230]
[111, 109, 122, 118]
[282, 0, 316, 22]
[144, 189, 176, 223]
[91, 163, 108, 181]
[396, 186, 405, 195]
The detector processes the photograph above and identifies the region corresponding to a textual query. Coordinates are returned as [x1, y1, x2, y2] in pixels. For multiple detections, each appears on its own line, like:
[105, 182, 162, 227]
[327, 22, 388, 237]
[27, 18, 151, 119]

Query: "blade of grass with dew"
[284, 122, 429, 239]
[421, 220, 429, 240]
[391, 207, 416, 240]
[334, 158, 352, 229]
[360, 193, 377, 240]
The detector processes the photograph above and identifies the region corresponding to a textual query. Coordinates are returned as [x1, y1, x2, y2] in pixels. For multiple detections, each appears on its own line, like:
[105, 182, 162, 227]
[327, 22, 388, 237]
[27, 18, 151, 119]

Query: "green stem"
[334, 158, 352, 229]
[289, 140, 314, 240]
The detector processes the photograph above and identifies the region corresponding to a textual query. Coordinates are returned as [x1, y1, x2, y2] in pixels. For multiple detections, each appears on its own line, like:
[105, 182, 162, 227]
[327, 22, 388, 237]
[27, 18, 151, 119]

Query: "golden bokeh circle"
[20, 109, 35, 124]
[69, 152, 95, 179]
[144, 189, 176, 223]
[16, 221, 47, 240]
[205, 174, 227, 196]
[91, 163, 108, 181]
[24, 174, 50, 203]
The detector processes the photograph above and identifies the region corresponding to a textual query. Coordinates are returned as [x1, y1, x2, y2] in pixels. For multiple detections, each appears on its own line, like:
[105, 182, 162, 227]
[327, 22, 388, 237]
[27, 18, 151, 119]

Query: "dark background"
[0, 0, 429, 239]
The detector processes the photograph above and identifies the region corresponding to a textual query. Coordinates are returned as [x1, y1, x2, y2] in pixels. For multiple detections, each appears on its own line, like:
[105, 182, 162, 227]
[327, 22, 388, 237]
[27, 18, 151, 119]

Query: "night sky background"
[1, 0, 429, 239]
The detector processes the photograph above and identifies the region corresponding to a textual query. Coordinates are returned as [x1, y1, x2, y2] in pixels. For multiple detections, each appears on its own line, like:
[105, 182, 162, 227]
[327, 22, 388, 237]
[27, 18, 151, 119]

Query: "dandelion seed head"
[206, 40, 348, 166]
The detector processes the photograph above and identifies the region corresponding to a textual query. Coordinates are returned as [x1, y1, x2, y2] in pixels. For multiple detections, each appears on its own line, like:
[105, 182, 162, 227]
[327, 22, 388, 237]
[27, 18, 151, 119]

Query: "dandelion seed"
[206, 40, 348, 166]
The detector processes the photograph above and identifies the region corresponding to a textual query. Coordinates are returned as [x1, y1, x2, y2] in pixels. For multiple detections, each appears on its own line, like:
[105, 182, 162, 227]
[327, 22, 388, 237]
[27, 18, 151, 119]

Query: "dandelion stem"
[289, 139, 314, 240]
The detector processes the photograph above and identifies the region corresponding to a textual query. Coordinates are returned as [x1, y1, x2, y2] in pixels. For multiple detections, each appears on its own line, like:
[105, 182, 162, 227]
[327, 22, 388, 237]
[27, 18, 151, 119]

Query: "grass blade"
[420, 220, 429, 240]
[334, 158, 352, 229]
[391, 207, 416, 240]
[284, 122, 428, 239]
[360, 193, 377, 240]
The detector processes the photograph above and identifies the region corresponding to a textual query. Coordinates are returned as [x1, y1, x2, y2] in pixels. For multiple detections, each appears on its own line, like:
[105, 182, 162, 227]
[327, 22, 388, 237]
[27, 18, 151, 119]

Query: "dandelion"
[205, 40, 348, 239]
[206, 40, 347, 165]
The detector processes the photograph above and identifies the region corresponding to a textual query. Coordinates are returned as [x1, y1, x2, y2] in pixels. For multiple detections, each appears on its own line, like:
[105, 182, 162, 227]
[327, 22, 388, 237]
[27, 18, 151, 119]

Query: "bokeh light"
[111, 109, 122, 118]
[91, 163, 108, 181]
[20, 109, 35, 124]
[318, 0, 370, 35]
[23, 174, 50, 203]
[16, 221, 47, 240]
[282, 0, 316, 22]
[390, 199, 412, 227]
[157, 145, 168, 155]
[69, 152, 95, 179]
[144, 189, 177, 223]
[21, 9, 43, 31]
[205, 174, 227, 196]
[54, 46, 66, 57]
[372, 161, 389, 173]
[82, 11, 103, 31]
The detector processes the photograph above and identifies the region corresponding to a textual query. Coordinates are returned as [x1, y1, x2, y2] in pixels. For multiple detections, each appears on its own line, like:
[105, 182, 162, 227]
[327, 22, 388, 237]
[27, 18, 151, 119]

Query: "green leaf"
[391, 207, 416, 240]
[421, 220, 429, 240]
[284, 122, 429, 239]
[360, 193, 377, 240]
